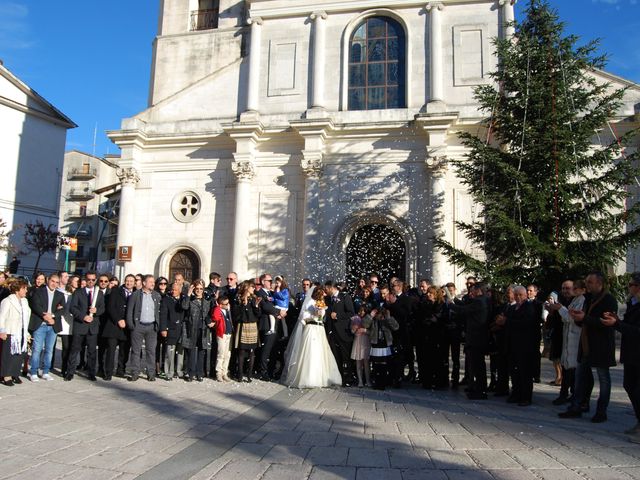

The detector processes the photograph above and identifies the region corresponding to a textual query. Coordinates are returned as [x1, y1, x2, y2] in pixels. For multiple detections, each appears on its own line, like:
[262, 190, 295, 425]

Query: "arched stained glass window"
[348, 16, 406, 110]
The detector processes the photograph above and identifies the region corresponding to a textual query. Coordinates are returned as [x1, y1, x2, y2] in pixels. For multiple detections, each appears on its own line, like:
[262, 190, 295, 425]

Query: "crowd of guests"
[1, 268, 640, 442]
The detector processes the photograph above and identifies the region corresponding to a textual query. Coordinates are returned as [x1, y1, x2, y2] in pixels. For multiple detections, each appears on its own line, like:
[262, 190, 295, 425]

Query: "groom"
[324, 280, 356, 387]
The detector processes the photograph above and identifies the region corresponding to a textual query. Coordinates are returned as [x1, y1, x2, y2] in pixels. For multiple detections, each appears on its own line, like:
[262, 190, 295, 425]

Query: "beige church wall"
[150, 27, 243, 105]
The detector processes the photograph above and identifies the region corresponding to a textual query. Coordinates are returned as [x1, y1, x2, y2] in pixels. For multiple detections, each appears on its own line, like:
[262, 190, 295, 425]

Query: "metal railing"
[190, 8, 218, 31]
[67, 186, 95, 200]
[64, 209, 95, 221]
[67, 167, 97, 180]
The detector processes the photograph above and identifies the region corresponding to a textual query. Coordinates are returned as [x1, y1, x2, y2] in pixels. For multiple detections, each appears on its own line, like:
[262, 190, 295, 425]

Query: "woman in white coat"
[0, 279, 31, 386]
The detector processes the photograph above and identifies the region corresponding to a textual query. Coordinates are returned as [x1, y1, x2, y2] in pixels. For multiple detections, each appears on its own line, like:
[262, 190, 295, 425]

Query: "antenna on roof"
[92, 122, 98, 157]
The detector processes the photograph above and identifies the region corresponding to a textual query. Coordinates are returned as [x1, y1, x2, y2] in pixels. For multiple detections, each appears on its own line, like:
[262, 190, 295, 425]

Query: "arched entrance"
[346, 224, 406, 290]
[169, 249, 200, 283]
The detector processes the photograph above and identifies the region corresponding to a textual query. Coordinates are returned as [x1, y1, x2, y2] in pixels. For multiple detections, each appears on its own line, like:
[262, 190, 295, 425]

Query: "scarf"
[10, 296, 29, 354]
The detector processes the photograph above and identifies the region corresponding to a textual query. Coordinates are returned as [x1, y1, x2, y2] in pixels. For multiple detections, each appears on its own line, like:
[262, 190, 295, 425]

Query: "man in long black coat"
[102, 274, 135, 380]
[325, 280, 355, 386]
[66, 272, 106, 381]
[450, 283, 489, 399]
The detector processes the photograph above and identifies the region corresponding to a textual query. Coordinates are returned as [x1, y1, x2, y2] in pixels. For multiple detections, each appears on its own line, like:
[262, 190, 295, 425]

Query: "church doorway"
[169, 249, 200, 283]
[346, 224, 406, 291]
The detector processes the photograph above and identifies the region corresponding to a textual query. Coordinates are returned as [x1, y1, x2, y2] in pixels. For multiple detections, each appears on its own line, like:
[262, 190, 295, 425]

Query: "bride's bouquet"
[308, 298, 327, 324]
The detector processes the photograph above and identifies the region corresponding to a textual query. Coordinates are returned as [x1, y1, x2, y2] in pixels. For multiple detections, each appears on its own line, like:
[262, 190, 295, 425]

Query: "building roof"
[0, 61, 77, 129]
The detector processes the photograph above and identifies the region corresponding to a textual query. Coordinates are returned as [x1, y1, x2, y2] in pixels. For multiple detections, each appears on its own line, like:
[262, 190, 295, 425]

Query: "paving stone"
[220, 443, 271, 461]
[355, 467, 403, 480]
[346, 448, 390, 468]
[308, 466, 356, 480]
[400, 469, 448, 480]
[442, 470, 495, 479]
[260, 431, 304, 446]
[582, 448, 640, 467]
[7, 461, 85, 480]
[428, 450, 476, 469]
[516, 434, 564, 449]
[429, 422, 468, 435]
[305, 447, 349, 466]
[210, 460, 270, 480]
[187, 458, 230, 480]
[467, 450, 522, 469]
[77, 447, 142, 470]
[296, 419, 333, 432]
[618, 467, 640, 479]
[575, 467, 635, 479]
[335, 433, 374, 448]
[0, 454, 42, 478]
[364, 421, 398, 434]
[507, 450, 566, 469]
[260, 463, 312, 480]
[477, 434, 527, 450]
[542, 448, 609, 468]
[532, 469, 584, 480]
[444, 434, 490, 450]
[395, 422, 434, 435]
[387, 448, 433, 469]
[407, 434, 450, 450]
[372, 434, 412, 449]
[58, 467, 125, 480]
[485, 470, 538, 480]
[262, 445, 310, 465]
[298, 432, 338, 446]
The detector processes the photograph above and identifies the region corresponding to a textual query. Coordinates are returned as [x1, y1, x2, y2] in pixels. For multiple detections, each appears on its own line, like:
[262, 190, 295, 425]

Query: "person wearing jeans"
[126, 275, 162, 381]
[28, 274, 65, 381]
[559, 272, 617, 423]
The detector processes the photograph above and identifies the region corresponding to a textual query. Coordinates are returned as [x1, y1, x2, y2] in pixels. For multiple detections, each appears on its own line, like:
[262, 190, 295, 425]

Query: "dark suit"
[505, 301, 538, 403]
[28, 286, 65, 333]
[387, 293, 417, 384]
[256, 288, 282, 379]
[325, 291, 355, 384]
[67, 287, 106, 377]
[451, 295, 489, 396]
[102, 286, 132, 377]
[126, 289, 162, 378]
[616, 300, 640, 422]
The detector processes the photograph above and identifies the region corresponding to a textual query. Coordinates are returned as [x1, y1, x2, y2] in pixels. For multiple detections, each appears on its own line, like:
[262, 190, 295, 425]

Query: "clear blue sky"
[1, 0, 638, 157]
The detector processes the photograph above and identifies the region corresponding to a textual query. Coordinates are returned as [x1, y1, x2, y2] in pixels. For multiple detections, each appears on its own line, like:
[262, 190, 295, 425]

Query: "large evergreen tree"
[435, 0, 640, 293]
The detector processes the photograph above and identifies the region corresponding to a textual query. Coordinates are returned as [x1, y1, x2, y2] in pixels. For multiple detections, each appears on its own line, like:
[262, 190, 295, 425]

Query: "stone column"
[230, 157, 256, 279]
[310, 11, 327, 110]
[426, 155, 448, 285]
[116, 167, 140, 274]
[246, 16, 263, 113]
[426, 2, 445, 106]
[500, 0, 517, 39]
[300, 152, 324, 278]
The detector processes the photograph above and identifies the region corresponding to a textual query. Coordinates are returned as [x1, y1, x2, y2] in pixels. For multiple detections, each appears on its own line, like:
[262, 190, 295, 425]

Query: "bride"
[282, 286, 342, 388]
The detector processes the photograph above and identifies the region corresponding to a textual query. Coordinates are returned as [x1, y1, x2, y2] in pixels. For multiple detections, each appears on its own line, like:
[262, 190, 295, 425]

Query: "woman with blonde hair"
[0, 278, 31, 386]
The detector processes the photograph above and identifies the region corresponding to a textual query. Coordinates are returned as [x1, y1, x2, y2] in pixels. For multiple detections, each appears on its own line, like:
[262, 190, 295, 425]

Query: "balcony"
[67, 167, 97, 180]
[64, 208, 95, 221]
[190, 8, 218, 31]
[68, 184, 95, 200]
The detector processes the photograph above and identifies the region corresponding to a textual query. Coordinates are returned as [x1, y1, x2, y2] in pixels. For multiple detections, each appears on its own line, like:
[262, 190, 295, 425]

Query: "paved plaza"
[3, 361, 640, 480]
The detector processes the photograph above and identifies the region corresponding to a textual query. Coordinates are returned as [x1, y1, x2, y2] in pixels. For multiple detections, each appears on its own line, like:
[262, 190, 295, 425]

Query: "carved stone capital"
[301, 152, 324, 178]
[247, 16, 263, 26]
[498, 0, 517, 6]
[116, 167, 140, 186]
[425, 2, 445, 12]
[310, 11, 328, 21]
[231, 160, 256, 181]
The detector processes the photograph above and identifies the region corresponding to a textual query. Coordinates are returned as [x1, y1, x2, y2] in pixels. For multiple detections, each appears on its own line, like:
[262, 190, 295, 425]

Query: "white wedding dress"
[282, 287, 343, 389]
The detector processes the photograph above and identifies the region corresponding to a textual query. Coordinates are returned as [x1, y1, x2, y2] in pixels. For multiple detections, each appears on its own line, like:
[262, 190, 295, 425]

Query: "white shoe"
[42, 373, 54, 381]
[29, 374, 39, 382]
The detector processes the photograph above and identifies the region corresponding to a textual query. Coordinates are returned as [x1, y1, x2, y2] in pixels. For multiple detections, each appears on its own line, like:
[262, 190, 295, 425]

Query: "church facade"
[108, 0, 640, 286]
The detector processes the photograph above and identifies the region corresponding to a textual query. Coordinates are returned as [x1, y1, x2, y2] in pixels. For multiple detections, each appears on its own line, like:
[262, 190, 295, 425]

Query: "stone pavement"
[2, 362, 640, 480]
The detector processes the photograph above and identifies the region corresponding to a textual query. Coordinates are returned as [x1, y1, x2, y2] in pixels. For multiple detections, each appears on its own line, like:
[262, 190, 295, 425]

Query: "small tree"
[435, 0, 640, 293]
[23, 221, 59, 276]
